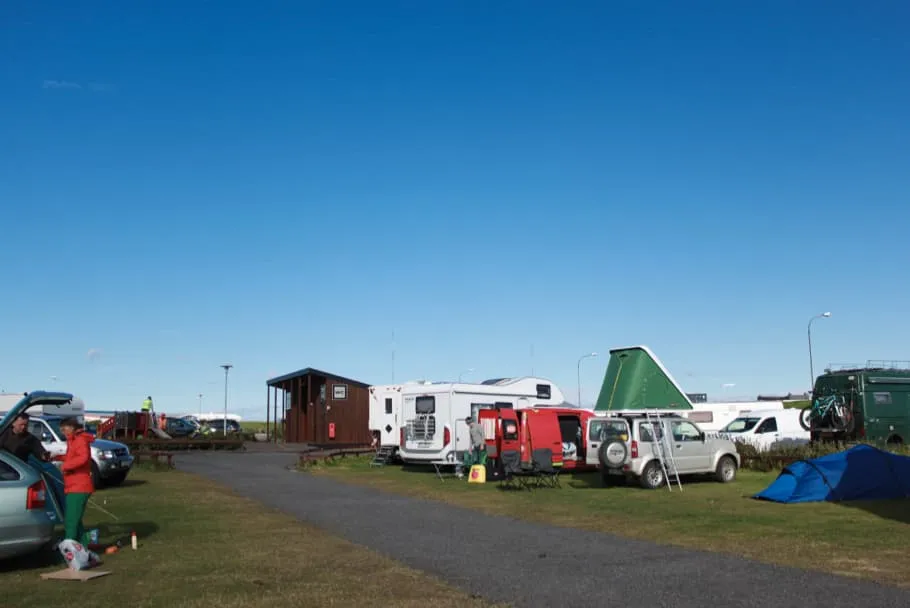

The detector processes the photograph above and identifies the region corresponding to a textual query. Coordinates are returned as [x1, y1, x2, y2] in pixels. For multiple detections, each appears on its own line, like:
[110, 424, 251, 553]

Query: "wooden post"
[266, 383, 271, 442]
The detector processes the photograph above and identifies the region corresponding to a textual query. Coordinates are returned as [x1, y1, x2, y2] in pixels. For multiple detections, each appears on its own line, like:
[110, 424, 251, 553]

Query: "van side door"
[525, 412, 564, 467]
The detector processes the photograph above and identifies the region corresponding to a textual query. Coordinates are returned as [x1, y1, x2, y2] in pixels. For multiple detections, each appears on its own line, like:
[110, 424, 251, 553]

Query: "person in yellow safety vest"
[141, 396, 154, 429]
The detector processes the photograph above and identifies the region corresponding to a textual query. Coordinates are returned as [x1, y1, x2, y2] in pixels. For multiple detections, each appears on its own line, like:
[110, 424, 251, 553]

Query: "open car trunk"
[0, 391, 76, 521]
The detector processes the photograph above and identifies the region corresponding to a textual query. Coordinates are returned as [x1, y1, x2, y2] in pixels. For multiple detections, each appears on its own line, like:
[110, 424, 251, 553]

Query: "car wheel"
[598, 441, 628, 468]
[105, 472, 128, 486]
[91, 462, 105, 490]
[715, 455, 737, 483]
[640, 461, 665, 490]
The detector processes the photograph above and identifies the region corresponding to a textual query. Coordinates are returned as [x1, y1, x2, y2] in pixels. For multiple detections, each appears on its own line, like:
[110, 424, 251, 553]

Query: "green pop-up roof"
[594, 346, 694, 411]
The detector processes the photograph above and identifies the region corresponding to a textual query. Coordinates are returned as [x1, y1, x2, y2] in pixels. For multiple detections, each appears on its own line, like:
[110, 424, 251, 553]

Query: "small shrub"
[738, 440, 910, 472]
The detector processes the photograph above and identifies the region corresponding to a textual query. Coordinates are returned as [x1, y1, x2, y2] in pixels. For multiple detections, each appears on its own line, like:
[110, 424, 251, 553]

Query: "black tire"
[715, 455, 737, 484]
[639, 460, 665, 490]
[105, 472, 128, 487]
[91, 462, 105, 490]
[799, 407, 813, 431]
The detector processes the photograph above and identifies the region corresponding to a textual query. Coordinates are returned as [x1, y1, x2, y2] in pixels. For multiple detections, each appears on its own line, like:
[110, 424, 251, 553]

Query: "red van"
[478, 406, 597, 471]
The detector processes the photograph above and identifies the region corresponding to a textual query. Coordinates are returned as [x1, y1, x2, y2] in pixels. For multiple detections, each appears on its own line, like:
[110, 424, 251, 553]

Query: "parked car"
[165, 417, 200, 438]
[28, 415, 134, 488]
[0, 450, 58, 560]
[203, 419, 241, 435]
[717, 408, 810, 451]
[587, 412, 740, 489]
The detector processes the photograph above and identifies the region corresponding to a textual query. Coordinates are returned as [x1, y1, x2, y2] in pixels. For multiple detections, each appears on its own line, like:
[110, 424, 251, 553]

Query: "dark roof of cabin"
[266, 367, 370, 388]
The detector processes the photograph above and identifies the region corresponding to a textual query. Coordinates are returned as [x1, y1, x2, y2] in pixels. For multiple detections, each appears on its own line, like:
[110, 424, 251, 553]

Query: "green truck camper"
[805, 362, 910, 445]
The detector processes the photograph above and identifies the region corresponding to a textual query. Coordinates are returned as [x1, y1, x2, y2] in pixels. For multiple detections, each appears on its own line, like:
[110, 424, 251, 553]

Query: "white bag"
[57, 539, 101, 571]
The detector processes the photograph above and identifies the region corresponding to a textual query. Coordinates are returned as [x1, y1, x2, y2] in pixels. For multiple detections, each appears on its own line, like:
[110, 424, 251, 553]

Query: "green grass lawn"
[312, 456, 910, 587]
[0, 470, 501, 608]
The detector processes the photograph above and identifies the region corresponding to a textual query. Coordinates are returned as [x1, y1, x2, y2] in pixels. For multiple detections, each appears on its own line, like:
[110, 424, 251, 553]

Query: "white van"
[716, 408, 809, 451]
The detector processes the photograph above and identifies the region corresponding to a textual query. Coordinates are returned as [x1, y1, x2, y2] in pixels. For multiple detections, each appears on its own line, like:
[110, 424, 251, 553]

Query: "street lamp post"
[807, 312, 831, 391]
[577, 352, 598, 407]
[221, 364, 233, 436]
[198, 393, 203, 416]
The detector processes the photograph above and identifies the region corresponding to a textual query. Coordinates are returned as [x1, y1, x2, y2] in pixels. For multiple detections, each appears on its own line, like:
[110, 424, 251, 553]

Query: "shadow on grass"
[97, 521, 160, 545]
[841, 500, 910, 525]
[113, 478, 148, 488]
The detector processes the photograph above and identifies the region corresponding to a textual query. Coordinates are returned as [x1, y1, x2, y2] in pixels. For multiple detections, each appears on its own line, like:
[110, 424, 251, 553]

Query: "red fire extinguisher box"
[328, 423, 336, 439]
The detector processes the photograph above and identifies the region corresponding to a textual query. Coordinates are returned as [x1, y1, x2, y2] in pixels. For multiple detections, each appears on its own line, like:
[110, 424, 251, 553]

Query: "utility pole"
[221, 364, 233, 436]
[198, 393, 203, 415]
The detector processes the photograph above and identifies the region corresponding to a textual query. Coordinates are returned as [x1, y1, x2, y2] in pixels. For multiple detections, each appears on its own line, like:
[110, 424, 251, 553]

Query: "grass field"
[312, 456, 910, 587]
[0, 470, 500, 608]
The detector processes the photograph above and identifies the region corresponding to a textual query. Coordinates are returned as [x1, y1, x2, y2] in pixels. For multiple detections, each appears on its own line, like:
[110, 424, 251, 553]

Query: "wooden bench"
[133, 451, 175, 468]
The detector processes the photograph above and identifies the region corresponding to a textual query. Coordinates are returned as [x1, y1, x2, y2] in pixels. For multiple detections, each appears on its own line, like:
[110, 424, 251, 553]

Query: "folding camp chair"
[530, 448, 560, 488]
[498, 450, 530, 491]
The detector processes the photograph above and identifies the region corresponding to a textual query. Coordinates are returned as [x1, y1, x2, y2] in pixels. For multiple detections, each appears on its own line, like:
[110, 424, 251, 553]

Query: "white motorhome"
[715, 408, 809, 451]
[368, 382, 426, 449]
[681, 401, 784, 433]
[398, 376, 566, 465]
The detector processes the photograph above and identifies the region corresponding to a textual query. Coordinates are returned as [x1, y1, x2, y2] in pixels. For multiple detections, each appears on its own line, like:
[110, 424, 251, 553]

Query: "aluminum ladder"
[644, 411, 683, 491]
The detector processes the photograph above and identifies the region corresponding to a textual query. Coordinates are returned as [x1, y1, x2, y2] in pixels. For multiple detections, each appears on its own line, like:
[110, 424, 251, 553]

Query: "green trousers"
[64, 492, 91, 544]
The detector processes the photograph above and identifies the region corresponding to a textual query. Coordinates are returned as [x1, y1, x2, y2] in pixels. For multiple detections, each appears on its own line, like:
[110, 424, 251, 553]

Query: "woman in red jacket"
[59, 418, 95, 544]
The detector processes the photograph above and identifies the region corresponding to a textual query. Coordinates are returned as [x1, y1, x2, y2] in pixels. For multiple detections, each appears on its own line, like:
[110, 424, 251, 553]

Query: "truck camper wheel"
[639, 461, 665, 490]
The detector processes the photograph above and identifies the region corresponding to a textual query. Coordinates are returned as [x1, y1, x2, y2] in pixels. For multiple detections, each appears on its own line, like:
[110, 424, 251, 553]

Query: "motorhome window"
[415, 397, 435, 414]
[755, 417, 778, 434]
[536, 384, 551, 400]
[385, 398, 393, 414]
[589, 420, 628, 442]
[873, 392, 893, 405]
[503, 421, 519, 440]
[720, 417, 760, 433]
[687, 411, 713, 423]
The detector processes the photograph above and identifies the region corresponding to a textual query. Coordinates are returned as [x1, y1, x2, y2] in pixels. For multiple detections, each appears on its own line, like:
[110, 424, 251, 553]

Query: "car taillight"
[400, 427, 405, 447]
[27, 480, 46, 510]
[444, 427, 451, 447]
[630, 440, 638, 459]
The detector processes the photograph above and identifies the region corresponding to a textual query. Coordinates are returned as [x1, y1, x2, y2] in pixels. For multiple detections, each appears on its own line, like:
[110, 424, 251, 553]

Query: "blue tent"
[754, 444, 910, 503]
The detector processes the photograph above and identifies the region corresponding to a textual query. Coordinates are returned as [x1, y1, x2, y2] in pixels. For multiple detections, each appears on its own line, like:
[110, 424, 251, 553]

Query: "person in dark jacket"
[0, 413, 50, 463]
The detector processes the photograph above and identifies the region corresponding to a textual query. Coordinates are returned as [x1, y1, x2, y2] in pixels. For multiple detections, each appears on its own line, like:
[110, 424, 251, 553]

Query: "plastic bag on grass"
[58, 539, 101, 571]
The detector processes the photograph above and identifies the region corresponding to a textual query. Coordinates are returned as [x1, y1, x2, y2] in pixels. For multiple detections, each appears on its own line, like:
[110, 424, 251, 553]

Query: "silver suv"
[586, 413, 740, 489]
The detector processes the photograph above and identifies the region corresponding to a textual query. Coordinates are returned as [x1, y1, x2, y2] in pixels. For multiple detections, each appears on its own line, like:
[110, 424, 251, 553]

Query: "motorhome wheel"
[598, 441, 628, 467]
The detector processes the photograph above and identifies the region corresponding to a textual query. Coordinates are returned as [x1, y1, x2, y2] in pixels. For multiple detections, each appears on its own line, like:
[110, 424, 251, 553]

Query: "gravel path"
[177, 452, 910, 608]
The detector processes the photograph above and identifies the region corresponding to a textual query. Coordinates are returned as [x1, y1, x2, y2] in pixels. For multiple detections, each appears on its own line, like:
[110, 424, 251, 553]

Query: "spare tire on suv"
[598, 440, 628, 468]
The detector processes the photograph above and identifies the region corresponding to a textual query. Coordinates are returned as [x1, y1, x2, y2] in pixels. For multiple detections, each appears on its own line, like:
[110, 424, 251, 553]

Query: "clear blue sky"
[2, 1, 908, 418]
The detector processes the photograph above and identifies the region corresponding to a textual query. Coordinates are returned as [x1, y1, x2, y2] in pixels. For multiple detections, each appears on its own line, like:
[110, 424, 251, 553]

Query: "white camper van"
[398, 376, 566, 465]
[681, 401, 784, 433]
[368, 382, 431, 449]
[716, 408, 809, 451]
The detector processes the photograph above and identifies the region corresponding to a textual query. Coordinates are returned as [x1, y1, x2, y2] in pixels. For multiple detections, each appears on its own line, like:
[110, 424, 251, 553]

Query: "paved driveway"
[178, 452, 910, 608]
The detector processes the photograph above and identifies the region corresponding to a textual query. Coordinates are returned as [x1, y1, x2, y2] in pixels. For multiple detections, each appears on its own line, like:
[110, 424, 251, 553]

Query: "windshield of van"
[589, 419, 628, 442]
[721, 417, 761, 433]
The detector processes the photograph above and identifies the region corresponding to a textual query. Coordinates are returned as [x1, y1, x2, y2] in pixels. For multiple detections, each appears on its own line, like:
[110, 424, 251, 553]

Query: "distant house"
[266, 368, 371, 445]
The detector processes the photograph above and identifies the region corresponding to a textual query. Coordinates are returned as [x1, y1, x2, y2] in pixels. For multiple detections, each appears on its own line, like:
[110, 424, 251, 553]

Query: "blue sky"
[1, 1, 908, 418]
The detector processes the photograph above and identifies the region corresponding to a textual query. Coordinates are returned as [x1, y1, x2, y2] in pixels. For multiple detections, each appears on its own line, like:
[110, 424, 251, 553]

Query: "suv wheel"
[639, 461, 665, 490]
[715, 455, 737, 483]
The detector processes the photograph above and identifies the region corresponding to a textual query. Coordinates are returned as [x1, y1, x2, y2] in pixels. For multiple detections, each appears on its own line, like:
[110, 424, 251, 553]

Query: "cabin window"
[332, 384, 348, 400]
[873, 392, 893, 405]
[755, 417, 778, 434]
[385, 398, 393, 414]
[503, 421, 519, 440]
[415, 396, 435, 414]
[536, 384, 551, 400]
